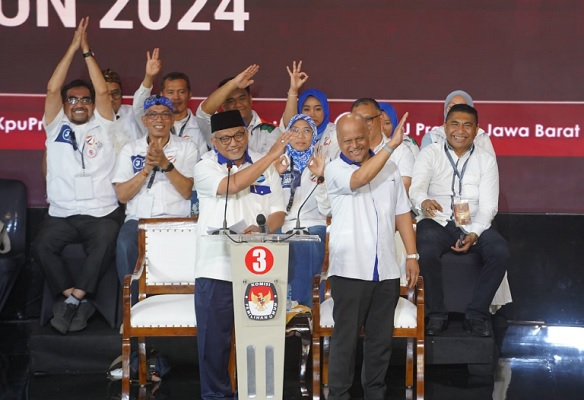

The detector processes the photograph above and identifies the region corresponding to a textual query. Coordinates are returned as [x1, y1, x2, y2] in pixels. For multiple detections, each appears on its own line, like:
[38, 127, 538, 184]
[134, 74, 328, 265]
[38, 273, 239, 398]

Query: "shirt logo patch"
[132, 155, 146, 173]
[250, 185, 272, 196]
[55, 125, 75, 147]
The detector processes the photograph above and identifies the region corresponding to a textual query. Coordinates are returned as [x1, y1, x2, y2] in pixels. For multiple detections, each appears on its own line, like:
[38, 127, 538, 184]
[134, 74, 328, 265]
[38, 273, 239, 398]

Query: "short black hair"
[102, 68, 122, 91]
[161, 72, 191, 92]
[218, 77, 251, 94]
[61, 79, 95, 103]
[446, 103, 478, 124]
[350, 98, 381, 112]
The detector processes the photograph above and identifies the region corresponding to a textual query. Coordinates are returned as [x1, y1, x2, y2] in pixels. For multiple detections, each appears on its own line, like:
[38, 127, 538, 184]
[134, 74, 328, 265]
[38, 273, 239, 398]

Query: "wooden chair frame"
[311, 252, 425, 399]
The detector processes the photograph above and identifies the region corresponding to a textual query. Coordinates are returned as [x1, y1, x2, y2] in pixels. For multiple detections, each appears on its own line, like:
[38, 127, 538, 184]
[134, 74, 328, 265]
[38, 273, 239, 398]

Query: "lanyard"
[444, 143, 474, 197]
[70, 131, 87, 171]
[171, 114, 190, 137]
[285, 157, 302, 213]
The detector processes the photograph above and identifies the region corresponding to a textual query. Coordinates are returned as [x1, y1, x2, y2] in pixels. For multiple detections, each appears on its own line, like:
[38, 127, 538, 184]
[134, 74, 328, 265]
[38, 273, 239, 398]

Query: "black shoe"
[50, 301, 78, 335]
[426, 318, 448, 336]
[464, 318, 492, 337]
[69, 301, 96, 332]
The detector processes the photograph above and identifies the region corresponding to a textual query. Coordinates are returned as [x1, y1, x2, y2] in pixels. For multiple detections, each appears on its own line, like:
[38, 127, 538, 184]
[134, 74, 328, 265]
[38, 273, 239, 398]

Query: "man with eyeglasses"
[32, 17, 123, 335]
[112, 95, 199, 293]
[132, 48, 208, 158]
[193, 110, 291, 399]
[102, 68, 143, 153]
[351, 98, 416, 193]
[195, 64, 281, 156]
[410, 104, 508, 338]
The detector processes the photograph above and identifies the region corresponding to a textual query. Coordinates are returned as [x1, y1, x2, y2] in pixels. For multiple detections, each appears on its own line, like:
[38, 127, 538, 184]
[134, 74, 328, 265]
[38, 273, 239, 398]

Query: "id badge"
[453, 197, 471, 227]
[136, 193, 154, 218]
[74, 175, 94, 200]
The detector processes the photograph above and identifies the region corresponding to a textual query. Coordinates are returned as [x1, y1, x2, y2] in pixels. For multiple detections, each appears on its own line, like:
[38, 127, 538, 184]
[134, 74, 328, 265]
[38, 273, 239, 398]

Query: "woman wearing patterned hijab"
[420, 90, 495, 155]
[281, 61, 340, 162]
[274, 113, 330, 307]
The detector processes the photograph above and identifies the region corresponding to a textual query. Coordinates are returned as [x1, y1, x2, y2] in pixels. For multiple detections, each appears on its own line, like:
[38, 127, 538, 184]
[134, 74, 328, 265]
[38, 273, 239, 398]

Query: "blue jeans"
[116, 219, 139, 302]
[287, 225, 326, 307]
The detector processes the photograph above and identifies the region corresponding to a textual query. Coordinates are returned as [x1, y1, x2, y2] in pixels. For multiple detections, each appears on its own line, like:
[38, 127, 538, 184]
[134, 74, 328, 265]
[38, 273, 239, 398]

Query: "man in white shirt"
[31, 17, 123, 335]
[195, 64, 281, 155]
[351, 98, 416, 193]
[113, 95, 199, 289]
[410, 104, 509, 337]
[101, 68, 144, 153]
[193, 110, 290, 399]
[324, 113, 419, 400]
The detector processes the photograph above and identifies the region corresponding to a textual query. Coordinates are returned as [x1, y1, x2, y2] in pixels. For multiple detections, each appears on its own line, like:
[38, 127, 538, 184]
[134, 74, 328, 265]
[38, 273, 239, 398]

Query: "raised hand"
[266, 131, 294, 162]
[70, 17, 89, 52]
[232, 64, 260, 89]
[307, 145, 325, 177]
[286, 61, 309, 94]
[145, 48, 162, 78]
[273, 155, 289, 175]
[387, 112, 409, 151]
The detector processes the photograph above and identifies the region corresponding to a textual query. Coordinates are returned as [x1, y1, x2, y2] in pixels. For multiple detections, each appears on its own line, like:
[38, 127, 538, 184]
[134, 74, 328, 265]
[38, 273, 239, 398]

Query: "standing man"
[351, 98, 416, 193]
[113, 95, 199, 287]
[101, 68, 144, 153]
[132, 48, 208, 158]
[193, 110, 290, 399]
[196, 65, 280, 155]
[410, 104, 508, 337]
[324, 113, 419, 400]
[32, 17, 123, 334]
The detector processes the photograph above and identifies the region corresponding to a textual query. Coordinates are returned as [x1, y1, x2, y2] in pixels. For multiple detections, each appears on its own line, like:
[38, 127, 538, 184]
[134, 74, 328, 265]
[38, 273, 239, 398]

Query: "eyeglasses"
[364, 113, 382, 126]
[144, 111, 173, 120]
[108, 90, 122, 100]
[289, 127, 313, 137]
[215, 131, 246, 145]
[66, 97, 93, 105]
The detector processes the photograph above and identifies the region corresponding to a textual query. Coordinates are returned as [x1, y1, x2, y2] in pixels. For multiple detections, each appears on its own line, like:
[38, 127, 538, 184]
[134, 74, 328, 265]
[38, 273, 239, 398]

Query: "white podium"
[203, 233, 319, 399]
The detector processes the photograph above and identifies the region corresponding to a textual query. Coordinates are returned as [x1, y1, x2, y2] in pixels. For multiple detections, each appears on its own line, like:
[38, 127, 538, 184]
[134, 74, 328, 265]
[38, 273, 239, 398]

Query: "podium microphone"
[257, 214, 267, 233]
[213, 161, 235, 235]
[287, 176, 325, 235]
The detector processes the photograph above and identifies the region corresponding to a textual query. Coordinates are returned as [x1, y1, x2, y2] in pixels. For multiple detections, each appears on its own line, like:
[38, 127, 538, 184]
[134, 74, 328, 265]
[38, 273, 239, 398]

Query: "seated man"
[32, 17, 123, 334]
[193, 110, 290, 399]
[113, 95, 199, 289]
[101, 68, 144, 153]
[196, 64, 280, 155]
[410, 103, 509, 337]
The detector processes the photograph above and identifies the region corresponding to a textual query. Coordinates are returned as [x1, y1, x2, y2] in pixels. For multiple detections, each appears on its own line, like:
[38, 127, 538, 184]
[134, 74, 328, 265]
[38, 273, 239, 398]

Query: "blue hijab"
[379, 102, 399, 137]
[285, 114, 318, 173]
[297, 89, 330, 141]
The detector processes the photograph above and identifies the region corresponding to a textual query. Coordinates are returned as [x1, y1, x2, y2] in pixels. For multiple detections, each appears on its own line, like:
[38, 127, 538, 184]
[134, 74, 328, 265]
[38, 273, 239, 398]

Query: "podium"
[203, 233, 319, 399]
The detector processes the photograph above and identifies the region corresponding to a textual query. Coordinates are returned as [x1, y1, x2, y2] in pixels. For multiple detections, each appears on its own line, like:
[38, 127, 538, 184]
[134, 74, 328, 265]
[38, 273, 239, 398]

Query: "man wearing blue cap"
[113, 95, 199, 290]
[193, 110, 291, 399]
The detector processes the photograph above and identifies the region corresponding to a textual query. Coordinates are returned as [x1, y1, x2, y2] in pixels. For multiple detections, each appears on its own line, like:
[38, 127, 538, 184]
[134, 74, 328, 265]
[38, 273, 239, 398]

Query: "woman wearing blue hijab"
[274, 113, 329, 307]
[281, 61, 340, 161]
[379, 102, 419, 157]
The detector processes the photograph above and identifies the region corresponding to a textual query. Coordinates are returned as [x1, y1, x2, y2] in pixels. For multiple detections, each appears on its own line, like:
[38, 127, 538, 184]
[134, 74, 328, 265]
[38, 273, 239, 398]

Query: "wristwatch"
[82, 49, 94, 59]
[406, 253, 420, 260]
[161, 163, 175, 173]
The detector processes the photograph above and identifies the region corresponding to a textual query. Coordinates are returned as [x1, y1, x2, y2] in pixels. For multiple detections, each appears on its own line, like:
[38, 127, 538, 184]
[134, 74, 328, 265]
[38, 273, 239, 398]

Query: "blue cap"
[144, 95, 174, 112]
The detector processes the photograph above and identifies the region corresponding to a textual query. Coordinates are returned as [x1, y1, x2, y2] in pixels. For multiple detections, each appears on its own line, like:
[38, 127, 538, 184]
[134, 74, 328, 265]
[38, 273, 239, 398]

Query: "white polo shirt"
[133, 84, 208, 158]
[112, 134, 199, 222]
[194, 149, 285, 282]
[111, 104, 145, 154]
[278, 155, 330, 232]
[43, 108, 118, 218]
[325, 152, 411, 281]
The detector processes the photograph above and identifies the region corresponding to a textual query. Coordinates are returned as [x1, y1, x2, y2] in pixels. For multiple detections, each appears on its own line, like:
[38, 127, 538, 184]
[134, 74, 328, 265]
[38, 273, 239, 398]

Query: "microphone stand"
[287, 176, 325, 236]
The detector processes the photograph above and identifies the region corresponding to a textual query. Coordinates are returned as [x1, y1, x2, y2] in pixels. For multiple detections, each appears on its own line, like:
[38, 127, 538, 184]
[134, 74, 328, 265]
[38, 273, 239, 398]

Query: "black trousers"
[31, 208, 122, 297]
[328, 276, 400, 400]
[416, 219, 509, 320]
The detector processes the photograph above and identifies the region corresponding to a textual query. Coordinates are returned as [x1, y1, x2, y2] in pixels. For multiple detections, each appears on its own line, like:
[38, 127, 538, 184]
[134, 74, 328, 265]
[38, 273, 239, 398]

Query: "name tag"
[74, 175, 93, 200]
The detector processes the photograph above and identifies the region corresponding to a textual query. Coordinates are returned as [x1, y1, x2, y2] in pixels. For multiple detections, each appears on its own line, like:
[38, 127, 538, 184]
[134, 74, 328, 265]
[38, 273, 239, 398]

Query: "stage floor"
[1, 317, 584, 399]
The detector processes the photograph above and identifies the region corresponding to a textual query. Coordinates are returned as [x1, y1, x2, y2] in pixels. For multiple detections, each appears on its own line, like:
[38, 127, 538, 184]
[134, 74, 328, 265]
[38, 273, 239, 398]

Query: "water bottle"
[286, 284, 293, 312]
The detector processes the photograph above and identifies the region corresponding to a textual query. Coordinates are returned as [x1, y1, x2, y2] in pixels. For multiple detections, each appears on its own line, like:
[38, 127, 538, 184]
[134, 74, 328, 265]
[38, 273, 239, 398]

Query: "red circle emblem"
[244, 246, 274, 275]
